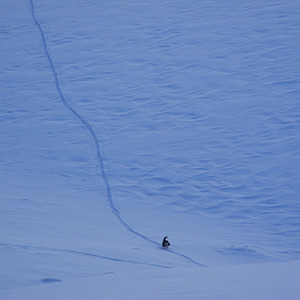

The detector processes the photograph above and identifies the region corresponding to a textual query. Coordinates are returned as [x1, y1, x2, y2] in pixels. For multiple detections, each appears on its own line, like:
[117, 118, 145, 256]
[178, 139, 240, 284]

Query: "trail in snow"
[0, 243, 170, 269]
[28, 0, 205, 267]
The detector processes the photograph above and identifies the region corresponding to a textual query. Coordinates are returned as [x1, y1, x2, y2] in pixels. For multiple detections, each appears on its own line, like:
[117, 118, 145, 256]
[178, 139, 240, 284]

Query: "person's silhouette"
[162, 236, 170, 248]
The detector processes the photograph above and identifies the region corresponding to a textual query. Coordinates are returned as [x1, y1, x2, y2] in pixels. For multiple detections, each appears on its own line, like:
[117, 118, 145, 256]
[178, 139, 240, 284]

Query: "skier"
[162, 236, 170, 248]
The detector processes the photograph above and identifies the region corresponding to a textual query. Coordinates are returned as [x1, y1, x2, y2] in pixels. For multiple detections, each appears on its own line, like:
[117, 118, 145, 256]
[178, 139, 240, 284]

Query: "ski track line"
[28, 0, 206, 268]
[0, 243, 170, 269]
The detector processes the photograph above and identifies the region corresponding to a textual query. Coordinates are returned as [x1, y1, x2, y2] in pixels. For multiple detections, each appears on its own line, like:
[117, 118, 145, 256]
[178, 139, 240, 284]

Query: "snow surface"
[1, 0, 300, 299]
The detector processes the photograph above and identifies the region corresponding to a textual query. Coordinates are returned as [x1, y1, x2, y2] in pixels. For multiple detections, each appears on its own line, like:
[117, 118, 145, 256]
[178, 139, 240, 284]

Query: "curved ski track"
[29, 0, 206, 268]
[0, 243, 170, 269]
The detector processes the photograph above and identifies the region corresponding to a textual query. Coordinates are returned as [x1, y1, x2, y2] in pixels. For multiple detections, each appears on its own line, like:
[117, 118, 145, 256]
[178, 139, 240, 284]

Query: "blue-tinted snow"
[0, 0, 300, 298]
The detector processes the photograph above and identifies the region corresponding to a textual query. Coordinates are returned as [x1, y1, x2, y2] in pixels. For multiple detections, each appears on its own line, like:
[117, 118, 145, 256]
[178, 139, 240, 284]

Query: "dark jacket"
[162, 236, 170, 247]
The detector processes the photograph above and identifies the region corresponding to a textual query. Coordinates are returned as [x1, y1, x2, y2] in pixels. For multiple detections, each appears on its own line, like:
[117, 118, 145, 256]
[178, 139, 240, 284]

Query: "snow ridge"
[28, 0, 205, 267]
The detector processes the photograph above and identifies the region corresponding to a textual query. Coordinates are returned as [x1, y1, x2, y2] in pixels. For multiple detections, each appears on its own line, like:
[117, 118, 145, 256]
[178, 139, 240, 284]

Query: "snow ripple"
[28, 0, 205, 267]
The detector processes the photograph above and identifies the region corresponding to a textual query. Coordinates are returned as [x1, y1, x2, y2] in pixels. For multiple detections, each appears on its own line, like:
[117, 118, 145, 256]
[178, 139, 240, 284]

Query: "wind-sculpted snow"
[28, 0, 204, 267]
[1, 0, 300, 294]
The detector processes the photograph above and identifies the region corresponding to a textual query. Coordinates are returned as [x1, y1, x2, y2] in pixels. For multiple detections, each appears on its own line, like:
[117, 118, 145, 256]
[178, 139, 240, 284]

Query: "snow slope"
[1, 0, 300, 298]
[1, 261, 300, 300]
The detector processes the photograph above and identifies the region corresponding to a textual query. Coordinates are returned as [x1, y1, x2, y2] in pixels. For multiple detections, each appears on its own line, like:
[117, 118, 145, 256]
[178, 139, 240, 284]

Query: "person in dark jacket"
[162, 236, 170, 248]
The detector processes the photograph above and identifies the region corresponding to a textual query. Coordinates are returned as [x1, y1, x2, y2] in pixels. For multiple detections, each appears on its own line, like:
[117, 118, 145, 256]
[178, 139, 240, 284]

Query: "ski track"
[0, 243, 170, 269]
[29, 0, 206, 268]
